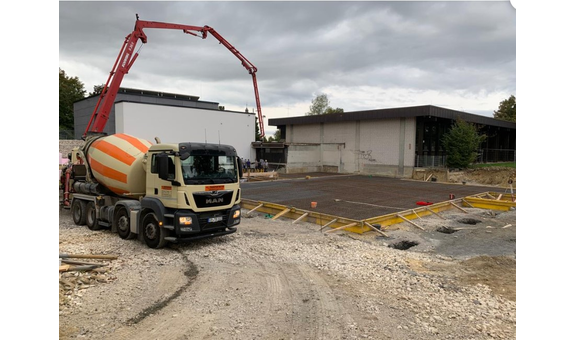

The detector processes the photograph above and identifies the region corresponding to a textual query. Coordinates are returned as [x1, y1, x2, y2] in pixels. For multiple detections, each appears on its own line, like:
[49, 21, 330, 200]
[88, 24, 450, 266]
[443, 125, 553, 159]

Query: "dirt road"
[59, 204, 515, 340]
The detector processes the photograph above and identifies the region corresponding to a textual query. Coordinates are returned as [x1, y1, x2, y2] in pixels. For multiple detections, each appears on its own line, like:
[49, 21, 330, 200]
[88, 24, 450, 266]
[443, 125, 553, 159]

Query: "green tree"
[59, 68, 86, 130]
[493, 95, 516, 122]
[324, 107, 344, 115]
[306, 94, 344, 115]
[264, 129, 281, 142]
[90, 84, 105, 96]
[245, 108, 263, 141]
[273, 129, 282, 141]
[442, 118, 486, 168]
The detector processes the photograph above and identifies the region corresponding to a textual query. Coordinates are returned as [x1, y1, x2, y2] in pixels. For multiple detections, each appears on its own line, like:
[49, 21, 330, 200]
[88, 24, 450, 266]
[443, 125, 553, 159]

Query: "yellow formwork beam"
[240, 191, 516, 234]
[475, 192, 516, 202]
[462, 196, 516, 211]
[364, 200, 459, 229]
[240, 199, 369, 233]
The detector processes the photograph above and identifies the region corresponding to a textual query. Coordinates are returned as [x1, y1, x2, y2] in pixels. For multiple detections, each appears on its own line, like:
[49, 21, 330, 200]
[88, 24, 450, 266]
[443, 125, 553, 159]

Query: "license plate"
[208, 216, 223, 223]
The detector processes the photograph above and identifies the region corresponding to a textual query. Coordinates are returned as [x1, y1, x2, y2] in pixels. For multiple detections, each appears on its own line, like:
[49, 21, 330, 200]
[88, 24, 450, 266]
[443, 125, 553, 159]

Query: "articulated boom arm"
[84, 16, 265, 138]
[202, 26, 265, 138]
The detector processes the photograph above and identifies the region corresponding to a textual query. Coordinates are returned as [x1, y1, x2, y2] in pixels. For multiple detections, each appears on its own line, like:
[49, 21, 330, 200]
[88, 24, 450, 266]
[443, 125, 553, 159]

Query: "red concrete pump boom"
[83, 15, 265, 139]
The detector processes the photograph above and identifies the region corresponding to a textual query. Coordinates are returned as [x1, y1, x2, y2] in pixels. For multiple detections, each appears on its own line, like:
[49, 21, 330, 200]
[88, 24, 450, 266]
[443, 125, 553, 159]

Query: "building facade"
[268, 105, 515, 177]
[74, 91, 515, 176]
[73, 87, 256, 160]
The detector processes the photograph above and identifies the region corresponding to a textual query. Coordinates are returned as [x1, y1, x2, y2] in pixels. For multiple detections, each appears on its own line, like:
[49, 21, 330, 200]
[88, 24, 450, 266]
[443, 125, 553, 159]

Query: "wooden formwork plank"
[425, 207, 446, 219]
[364, 215, 405, 228]
[449, 201, 468, 213]
[246, 203, 264, 215]
[271, 207, 291, 220]
[319, 218, 339, 231]
[462, 199, 474, 208]
[293, 212, 309, 224]
[412, 209, 422, 219]
[504, 193, 516, 200]
[396, 214, 425, 230]
[324, 222, 359, 233]
[364, 222, 389, 238]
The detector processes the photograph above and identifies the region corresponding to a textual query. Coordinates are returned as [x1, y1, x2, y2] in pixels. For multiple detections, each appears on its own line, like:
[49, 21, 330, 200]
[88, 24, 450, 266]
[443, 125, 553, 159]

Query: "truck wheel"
[142, 213, 167, 249]
[86, 202, 102, 230]
[115, 207, 136, 240]
[71, 199, 87, 225]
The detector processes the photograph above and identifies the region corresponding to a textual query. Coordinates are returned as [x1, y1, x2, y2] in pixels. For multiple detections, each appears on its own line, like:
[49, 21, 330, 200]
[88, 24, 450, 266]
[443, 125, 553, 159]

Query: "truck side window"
[151, 154, 176, 180]
[167, 157, 175, 180]
[151, 155, 158, 173]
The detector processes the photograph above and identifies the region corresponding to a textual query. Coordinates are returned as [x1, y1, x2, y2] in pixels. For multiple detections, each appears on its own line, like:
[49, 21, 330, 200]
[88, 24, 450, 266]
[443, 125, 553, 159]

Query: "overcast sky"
[59, 1, 516, 136]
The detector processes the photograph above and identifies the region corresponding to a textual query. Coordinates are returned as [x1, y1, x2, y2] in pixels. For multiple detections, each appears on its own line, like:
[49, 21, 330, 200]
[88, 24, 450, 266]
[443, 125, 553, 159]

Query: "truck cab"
[121, 142, 242, 248]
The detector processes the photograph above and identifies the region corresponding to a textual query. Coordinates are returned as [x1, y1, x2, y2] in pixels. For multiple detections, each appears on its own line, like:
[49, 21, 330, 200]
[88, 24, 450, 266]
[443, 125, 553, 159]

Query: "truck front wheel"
[115, 207, 136, 240]
[142, 213, 167, 249]
[71, 199, 87, 225]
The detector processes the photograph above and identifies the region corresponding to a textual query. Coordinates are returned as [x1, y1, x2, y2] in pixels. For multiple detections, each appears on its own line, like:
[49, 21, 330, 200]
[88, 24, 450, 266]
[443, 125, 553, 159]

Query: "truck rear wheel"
[115, 207, 136, 240]
[86, 202, 102, 230]
[71, 199, 87, 225]
[142, 213, 168, 249]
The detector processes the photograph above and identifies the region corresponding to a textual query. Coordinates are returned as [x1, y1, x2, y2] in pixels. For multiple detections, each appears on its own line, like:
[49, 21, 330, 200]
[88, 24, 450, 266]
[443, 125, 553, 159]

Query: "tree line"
[59, 68, 85, 131]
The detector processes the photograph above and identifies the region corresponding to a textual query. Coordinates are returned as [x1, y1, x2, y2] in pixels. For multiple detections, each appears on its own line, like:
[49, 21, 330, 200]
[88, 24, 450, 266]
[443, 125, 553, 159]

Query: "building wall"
[289, 124, 321, 143]
[115, 102, 255, 160]
[74, 96, 113, 138]
[285, 144, 322, 173]
[73, 91, 220, 140]
[284, 117, 417, 177]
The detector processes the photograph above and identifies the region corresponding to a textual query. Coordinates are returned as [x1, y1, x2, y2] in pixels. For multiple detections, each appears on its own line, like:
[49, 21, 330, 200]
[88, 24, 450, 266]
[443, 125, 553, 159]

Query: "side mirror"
[157, 153, 169, 180]
[237, 157, 243, 179]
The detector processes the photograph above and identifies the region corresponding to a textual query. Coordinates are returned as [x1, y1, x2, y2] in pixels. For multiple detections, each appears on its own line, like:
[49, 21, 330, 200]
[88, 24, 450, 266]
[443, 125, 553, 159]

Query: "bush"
[442, 118, 486, 168]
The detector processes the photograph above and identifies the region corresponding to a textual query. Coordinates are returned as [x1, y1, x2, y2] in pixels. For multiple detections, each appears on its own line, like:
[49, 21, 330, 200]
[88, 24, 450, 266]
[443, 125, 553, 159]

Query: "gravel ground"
[59, 202, 516, 340]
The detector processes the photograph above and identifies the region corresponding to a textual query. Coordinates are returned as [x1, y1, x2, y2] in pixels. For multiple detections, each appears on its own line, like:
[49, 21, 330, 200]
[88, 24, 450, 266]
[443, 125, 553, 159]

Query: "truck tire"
[142, 212, 168, 249]
[86, 202, 102, 230]
[71, 199, 87, 226]
[115, 207, 136, 240]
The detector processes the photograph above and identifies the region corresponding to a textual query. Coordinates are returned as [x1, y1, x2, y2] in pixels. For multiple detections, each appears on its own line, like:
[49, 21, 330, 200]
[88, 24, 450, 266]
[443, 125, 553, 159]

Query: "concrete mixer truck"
[59, 16, 263, 248]
[61, 134, 243, 249]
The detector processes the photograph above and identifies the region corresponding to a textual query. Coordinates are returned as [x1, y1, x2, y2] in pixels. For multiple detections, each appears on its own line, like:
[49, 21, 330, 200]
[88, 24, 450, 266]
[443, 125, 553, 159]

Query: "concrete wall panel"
[284, 117, 418, 177]
[289, 125, 321, 143]
[115, 102, 254, 159]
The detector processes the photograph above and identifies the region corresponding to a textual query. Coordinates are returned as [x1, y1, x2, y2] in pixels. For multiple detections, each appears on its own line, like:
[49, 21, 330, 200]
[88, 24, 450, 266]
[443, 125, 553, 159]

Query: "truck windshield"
[181, 155, 237, 184]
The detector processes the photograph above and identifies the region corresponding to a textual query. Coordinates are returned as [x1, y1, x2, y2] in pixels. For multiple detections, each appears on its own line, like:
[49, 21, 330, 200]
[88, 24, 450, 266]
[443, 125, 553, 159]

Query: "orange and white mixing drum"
[86, 133, 152, 198]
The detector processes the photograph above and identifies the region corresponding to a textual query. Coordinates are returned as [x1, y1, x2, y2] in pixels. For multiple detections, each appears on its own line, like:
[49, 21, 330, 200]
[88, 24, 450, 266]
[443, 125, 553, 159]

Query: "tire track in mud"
[110, 229, 354, 339]
[110, 249, 198, 340]
[126, 250, 198, 325]
[109, 241, 245, 340]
